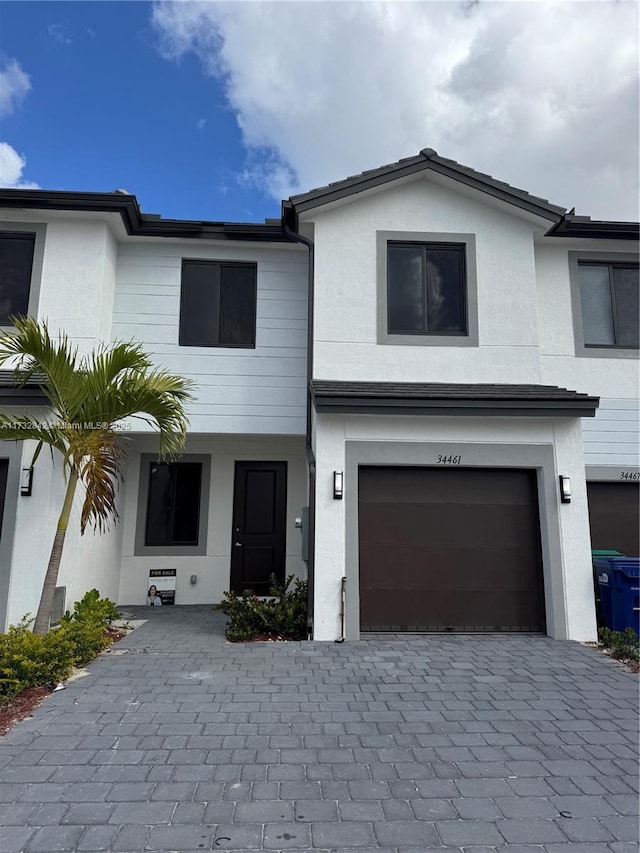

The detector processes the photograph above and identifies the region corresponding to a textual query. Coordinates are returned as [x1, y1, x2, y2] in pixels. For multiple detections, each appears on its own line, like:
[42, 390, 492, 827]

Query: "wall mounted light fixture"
[559, 475, 571, 504]
[20, 467, 33, 497]
[333, 471, 343, 500]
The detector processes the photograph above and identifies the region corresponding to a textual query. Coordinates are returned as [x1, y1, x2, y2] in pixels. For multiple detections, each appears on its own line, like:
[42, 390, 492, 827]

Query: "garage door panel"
[587, 482, 639, 557]
[359, 467, 536, 505]
[358, 466, 545, 633]
[361, 587, 545, 632]
[359, 545, 542, 590]
[359, 503, 538, 549]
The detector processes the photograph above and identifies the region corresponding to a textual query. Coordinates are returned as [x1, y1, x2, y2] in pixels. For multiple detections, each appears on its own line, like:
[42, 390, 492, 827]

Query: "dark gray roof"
[0, 190, 293, 243]
[288, 148, 567, 222]
[546, 214, 639, 241]
[311, 381, 599, 418]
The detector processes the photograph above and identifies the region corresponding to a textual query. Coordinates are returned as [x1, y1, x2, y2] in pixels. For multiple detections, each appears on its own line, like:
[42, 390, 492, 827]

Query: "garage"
[587, 482, 639, 557]
[358, 466, 545, 633]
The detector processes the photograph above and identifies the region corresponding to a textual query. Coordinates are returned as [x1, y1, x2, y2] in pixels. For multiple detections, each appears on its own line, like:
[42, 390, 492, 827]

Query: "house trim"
[376, 231, 479, 347]
[134, 453, 212, 557]
[342, 440, 564, 641]
[568, 251, 640, 359]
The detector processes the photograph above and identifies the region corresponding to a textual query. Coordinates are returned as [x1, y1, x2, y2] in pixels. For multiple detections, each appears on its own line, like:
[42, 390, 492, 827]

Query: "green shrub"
[0, 590, 122, 703]
[61, 588, 121, 628]
[214, 574, 308, 642]
[0, 617, 76, 700]
[598, 627, 640, 663]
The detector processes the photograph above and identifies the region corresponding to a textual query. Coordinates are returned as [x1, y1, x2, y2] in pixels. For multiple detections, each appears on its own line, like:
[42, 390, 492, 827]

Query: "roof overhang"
[0, 189, 293, 243]
[284, 148, 567, 229]
[311, 381, 599, 418]
[545, 216, 640, 241]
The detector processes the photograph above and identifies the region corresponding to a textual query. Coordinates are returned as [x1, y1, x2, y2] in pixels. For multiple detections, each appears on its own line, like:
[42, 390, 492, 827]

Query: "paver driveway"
[0, 606, 638, 853]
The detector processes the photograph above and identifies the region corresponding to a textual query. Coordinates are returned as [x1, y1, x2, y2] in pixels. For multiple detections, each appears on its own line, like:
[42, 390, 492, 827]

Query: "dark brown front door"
[0, 460, 8, 539]
[587, 482, 640, 557]
[230, 461, 287, 594]
[358, 466, 545, 632]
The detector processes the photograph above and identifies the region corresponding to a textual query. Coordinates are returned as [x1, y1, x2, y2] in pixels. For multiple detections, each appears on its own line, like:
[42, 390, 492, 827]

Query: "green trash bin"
[592, 550, 624, 626]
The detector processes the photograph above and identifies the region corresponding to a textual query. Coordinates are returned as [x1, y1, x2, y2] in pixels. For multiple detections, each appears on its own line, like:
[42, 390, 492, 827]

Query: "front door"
[230, 461, 287, 594]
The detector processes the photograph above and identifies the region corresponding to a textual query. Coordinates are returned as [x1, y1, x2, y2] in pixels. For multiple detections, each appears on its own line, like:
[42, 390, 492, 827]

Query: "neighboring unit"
[0, 148, 638, 641]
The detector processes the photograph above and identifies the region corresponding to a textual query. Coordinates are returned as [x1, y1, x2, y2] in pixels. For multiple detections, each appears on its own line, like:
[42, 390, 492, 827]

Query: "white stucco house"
[0, 148, 638, 640]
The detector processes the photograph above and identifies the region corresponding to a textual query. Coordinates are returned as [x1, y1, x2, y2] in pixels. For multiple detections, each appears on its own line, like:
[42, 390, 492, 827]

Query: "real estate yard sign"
[148, 568, 176, 605]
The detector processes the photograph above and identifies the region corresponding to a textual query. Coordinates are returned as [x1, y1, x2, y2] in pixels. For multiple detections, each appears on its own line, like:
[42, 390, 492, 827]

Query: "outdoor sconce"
[20, 467, 33, 497]
[333, 471, 343, 500]
[559, 475, 571, 504]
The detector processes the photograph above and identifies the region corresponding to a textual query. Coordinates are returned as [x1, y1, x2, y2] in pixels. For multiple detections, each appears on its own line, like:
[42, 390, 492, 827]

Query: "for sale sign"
[147, 569, 176, 605]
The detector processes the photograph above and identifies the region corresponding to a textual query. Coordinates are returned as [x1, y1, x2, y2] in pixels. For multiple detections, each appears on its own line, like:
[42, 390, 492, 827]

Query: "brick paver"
[0, 605, 638, 852]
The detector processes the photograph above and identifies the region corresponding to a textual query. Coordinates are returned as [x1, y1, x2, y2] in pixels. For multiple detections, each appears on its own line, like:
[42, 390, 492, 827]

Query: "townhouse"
[0, 148, 638, 640]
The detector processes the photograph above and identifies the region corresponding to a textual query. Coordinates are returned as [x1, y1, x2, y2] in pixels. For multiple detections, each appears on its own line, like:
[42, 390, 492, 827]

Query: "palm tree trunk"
[33, 471, 78, 635]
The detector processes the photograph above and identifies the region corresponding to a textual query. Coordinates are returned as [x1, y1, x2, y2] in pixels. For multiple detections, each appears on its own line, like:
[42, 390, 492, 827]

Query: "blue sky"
[0, 1, 278, 222]
[1, 2, 638, 223]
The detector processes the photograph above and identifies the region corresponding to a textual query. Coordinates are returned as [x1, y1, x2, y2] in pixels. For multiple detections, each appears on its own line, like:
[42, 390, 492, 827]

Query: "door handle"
[234, 542, 243, 547]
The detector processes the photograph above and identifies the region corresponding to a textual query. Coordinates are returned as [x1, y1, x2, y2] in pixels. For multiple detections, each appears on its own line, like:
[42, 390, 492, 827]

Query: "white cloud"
[0, 143, 40, 189]
[152, 0, 639, 220]
[47, 23, 72, 45]
[0, 58, 31, 117]
[197, 117, 207, 130]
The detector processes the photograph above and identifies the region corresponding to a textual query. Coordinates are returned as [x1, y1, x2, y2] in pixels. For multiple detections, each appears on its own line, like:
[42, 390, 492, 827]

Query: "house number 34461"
[437, 455, 462, 464]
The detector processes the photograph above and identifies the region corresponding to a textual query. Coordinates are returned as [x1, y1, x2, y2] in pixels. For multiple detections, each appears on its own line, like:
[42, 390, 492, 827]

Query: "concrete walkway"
[0, 606, 638, 853]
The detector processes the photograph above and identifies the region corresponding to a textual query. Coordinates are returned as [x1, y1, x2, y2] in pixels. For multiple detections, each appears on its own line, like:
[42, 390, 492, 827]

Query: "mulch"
[0, 685, 52, 738]
[0, 625, 129, 739]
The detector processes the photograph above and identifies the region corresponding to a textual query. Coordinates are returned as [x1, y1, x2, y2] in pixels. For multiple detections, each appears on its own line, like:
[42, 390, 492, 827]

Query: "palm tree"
[0, 317, 194, 634]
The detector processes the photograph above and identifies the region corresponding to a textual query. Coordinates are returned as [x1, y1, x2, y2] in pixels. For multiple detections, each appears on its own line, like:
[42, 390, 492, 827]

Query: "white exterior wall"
[312, 414, 597, 643]
[535, 242, 640, 469]
[5, 439, 123, 627]
[35, 220, 118, 352]
[310, 177, 543, 384]
[118, 434, 308, 606]
[113, 242, 308, 435]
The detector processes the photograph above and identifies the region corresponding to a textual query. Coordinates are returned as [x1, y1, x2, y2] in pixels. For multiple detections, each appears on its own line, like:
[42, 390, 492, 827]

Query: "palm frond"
[75, 367, 194, 458]
[71, 431, 125, 534]
[0, 415, 68, 457]
[0, 317, 81, 418]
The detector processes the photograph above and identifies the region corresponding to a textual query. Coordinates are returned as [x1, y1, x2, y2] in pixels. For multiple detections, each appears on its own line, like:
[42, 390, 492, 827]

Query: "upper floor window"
[377, 232, 478, 348]
[387, 242, 467, 336]
[0, 232, 35, 326]
[179, 260, 257, 348]
[578, 261, 639, 349]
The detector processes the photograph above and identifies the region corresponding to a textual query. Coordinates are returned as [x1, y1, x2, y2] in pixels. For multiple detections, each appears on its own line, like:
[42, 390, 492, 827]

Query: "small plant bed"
[0, 685, 52, 737]
[214, 575, 308, 642]
[595, 627, 640, 673]
[0, 590, 125, 735]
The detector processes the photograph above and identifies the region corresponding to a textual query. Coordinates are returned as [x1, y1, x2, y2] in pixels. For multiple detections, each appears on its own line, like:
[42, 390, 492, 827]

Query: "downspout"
[282, 205, 316, 639]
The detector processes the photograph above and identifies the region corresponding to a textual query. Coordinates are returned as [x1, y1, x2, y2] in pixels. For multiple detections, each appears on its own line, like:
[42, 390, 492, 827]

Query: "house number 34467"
[437, 455, 462, 464]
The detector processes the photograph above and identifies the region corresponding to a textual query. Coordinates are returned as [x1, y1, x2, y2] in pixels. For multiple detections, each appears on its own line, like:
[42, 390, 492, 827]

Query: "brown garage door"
[587, 482, 639, 557]
[358, 466, 545, 632]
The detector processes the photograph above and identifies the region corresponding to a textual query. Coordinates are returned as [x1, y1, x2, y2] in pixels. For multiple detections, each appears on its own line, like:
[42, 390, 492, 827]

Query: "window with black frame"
[179, 259, 257, 348]
[387, 242, 467, 336]
[144, 461, 202, 547]
[578, 262, 639, 349]
[0, 232, 35, 325]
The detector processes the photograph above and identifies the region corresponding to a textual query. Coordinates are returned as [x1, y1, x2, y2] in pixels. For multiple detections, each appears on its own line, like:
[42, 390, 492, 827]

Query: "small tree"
[0, 317, 193, 634]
